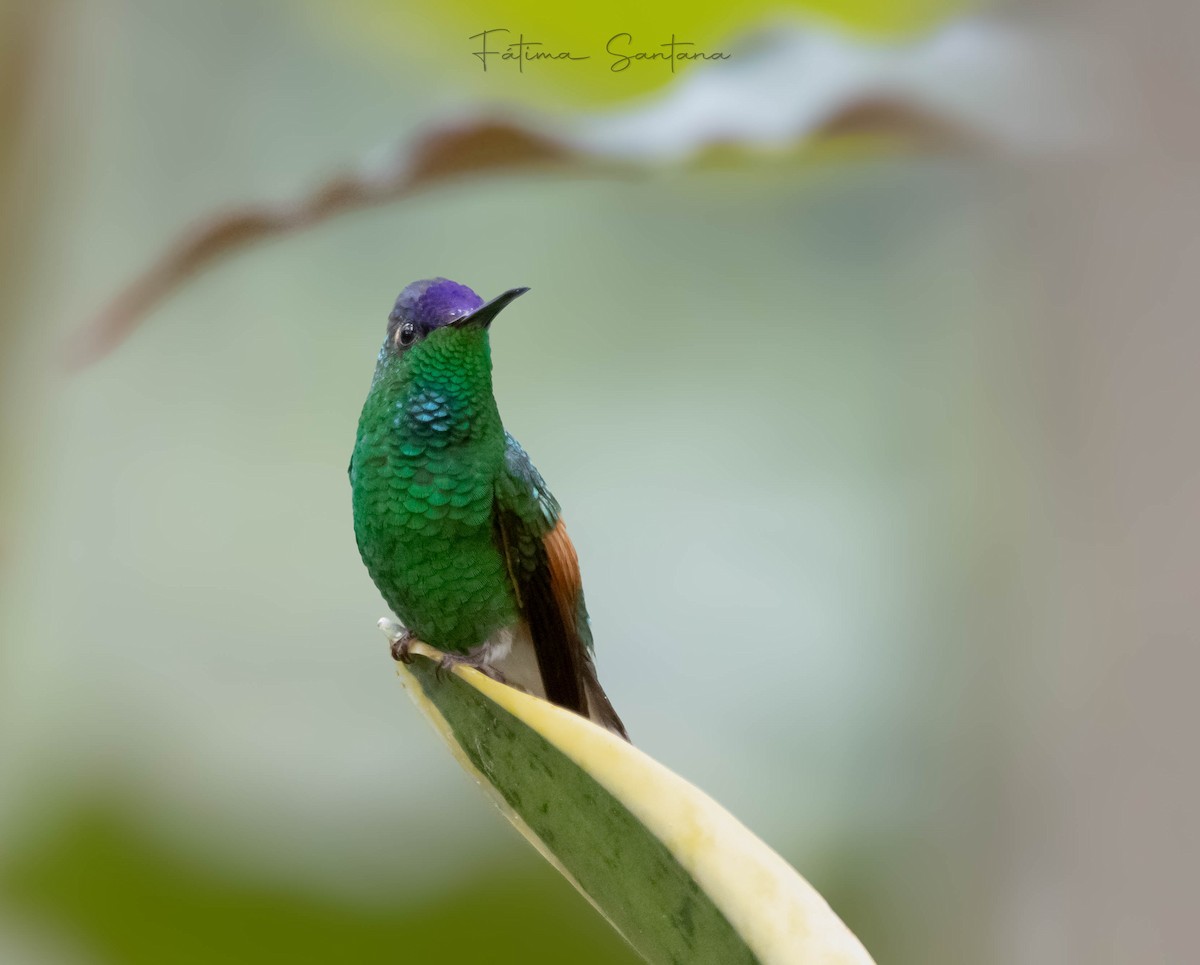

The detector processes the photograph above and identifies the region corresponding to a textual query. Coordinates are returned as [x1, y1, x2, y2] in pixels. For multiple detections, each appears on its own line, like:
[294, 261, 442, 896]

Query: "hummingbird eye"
[397, 322, 418, 347]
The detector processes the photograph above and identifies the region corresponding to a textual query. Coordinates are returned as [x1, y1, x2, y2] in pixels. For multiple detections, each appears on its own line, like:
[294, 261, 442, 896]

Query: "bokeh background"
[2, 1, 1196, 963]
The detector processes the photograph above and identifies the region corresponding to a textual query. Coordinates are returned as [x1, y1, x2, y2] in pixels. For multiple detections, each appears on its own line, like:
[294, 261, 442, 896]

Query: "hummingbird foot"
[385, 626, 417, 664]
[435, 649, 507, 685]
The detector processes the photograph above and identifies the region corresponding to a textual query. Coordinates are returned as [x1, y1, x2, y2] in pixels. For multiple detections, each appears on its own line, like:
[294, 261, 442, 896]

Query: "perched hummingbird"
[350, 278, 628, 739]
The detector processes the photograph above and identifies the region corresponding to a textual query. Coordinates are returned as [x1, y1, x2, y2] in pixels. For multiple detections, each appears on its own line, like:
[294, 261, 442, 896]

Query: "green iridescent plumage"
[352, 324, 517, 652]
[350, 279, 625, 737]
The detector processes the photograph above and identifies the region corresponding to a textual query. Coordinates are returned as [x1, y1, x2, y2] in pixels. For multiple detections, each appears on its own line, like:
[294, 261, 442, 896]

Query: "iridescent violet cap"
[389, 278, 484, 334]
[387, 279, 529, 348]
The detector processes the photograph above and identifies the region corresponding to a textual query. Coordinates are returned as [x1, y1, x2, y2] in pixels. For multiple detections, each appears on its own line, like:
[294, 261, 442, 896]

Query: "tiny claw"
[477, 664, 507, 685]
[389, 629, 415, 664]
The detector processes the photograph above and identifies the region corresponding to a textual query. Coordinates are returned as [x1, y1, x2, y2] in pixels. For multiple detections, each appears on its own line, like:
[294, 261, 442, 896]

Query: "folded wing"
[494, 433, 629, 740]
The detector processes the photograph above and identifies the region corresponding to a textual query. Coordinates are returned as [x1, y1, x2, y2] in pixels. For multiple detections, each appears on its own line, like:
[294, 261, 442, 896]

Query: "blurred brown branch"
[66, 108, 956, 370]
[65, 119, 600, 369]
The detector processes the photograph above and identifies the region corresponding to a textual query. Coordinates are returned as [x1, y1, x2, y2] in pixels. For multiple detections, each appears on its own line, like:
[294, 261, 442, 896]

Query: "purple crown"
[389, 278, 483, 333]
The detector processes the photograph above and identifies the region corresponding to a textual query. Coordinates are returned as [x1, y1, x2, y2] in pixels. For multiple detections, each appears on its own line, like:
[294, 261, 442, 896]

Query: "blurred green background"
[7, 1, 1192, 963]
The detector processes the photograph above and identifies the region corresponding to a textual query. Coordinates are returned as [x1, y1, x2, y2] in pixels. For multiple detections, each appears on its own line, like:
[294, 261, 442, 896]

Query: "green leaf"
[391, 630, 876, 965]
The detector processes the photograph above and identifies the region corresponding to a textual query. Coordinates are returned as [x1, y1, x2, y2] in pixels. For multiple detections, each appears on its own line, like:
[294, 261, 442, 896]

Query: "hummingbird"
[349, 278, 628, 740]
